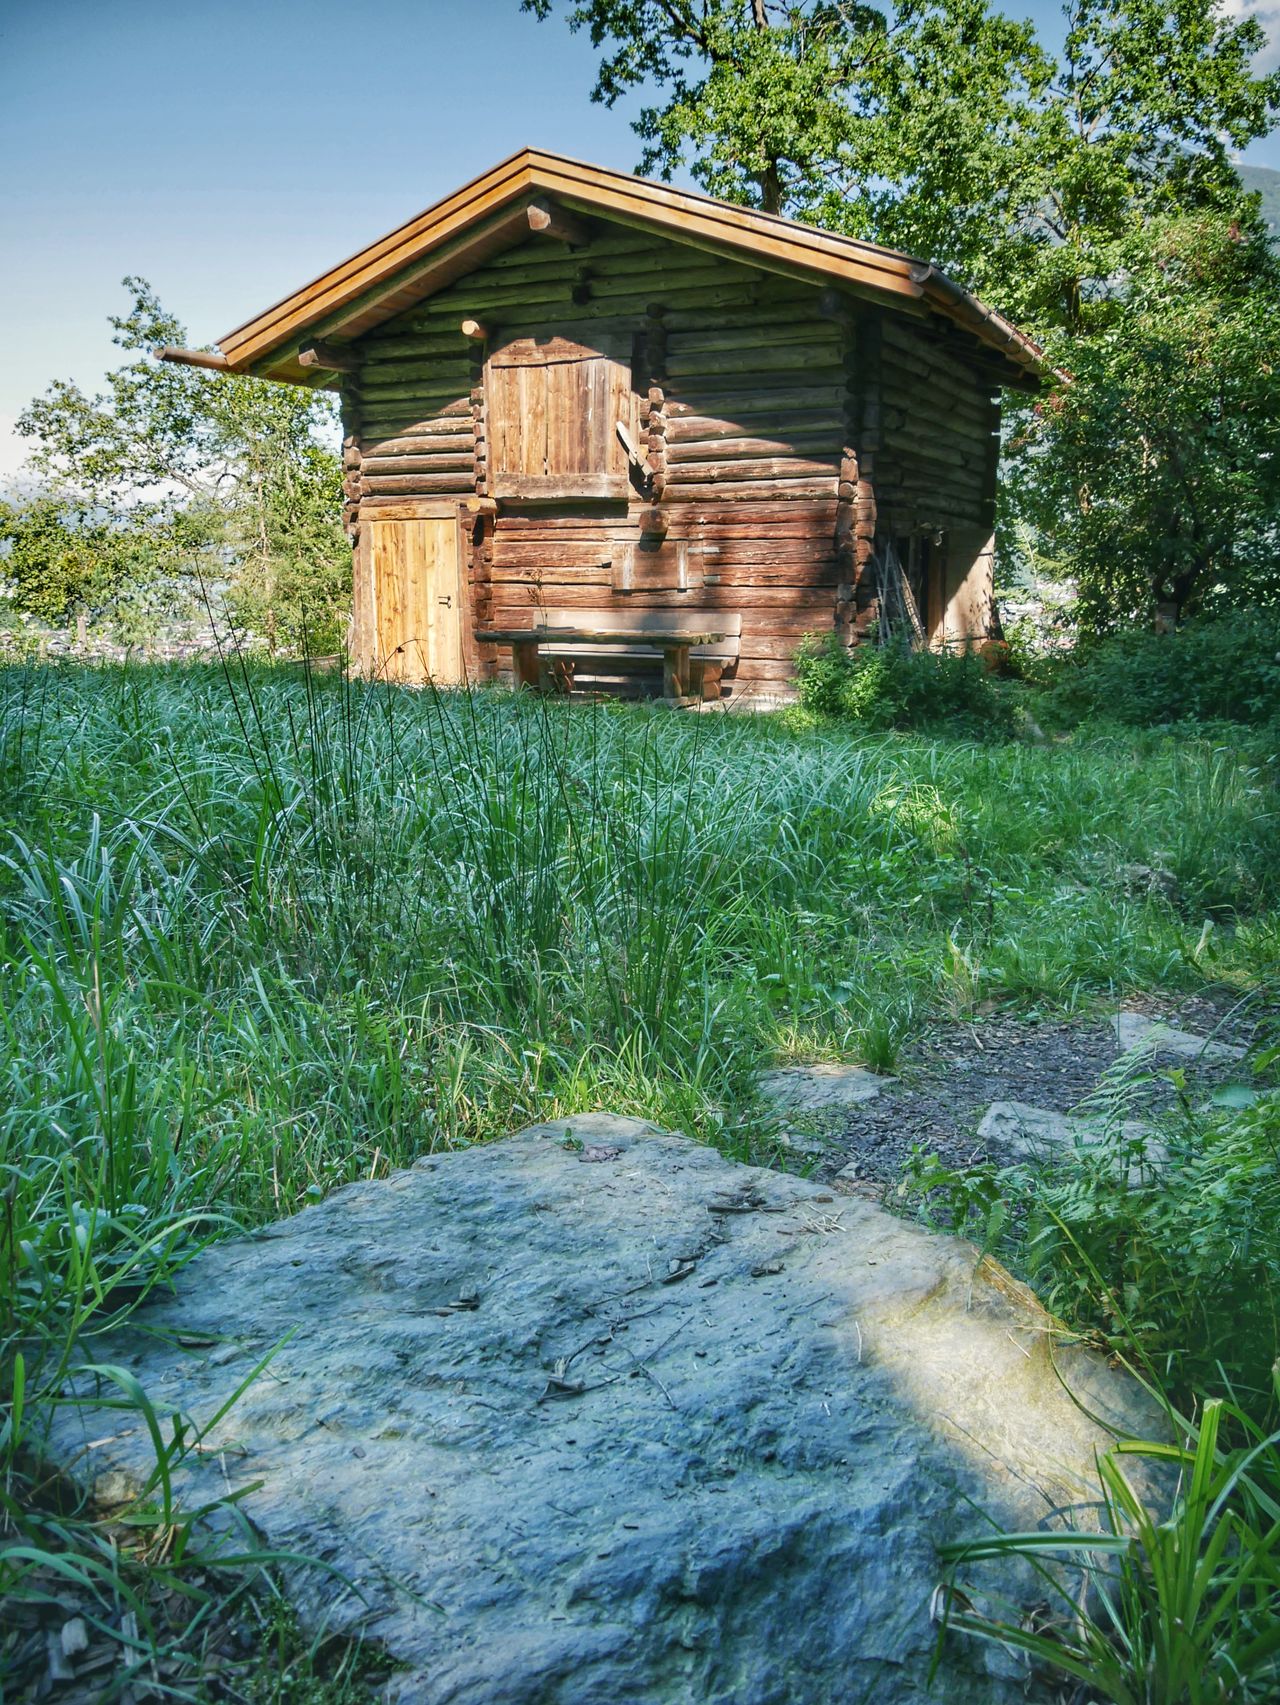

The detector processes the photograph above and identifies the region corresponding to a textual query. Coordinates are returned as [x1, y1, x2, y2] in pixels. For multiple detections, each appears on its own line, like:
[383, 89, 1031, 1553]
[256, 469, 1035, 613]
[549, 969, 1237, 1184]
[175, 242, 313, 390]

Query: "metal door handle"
[438, 595, 452, 607]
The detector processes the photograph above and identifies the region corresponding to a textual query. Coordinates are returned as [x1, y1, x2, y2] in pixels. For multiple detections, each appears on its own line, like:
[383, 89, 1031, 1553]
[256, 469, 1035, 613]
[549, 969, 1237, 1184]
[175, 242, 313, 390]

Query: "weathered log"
[298, 340, 358, 374]
[666, 434, 839, 464]
[664, 384, 847, 415]
[665, 344, 841, 379]
[583, 264, 756, 300]
[360, 416, 472, 442]
[664, 454, 838, 483]
[663, 408, 846, 442]
[362, 473, 480, 495]
[361, 432, 475, 459]
[361, 348, 471, 374]
[359, 376, 472, 403]
[526, 200, 591, 246]
[664, 322, 839, 353]
[660, 300, 829, 334]
[361, 453, 475, 476]
[661, 478, 839, 503]
[419, 282, 577, 316]
[881, 431, 982, 467]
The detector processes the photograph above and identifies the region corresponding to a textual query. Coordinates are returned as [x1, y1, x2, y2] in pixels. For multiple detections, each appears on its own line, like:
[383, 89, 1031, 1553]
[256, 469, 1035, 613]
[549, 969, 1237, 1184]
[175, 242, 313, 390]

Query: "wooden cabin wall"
[869, 313, 1002, 647]
[342, 226, 848, 697]
[339, 222, 1009, 693]
[874, 315, 1001, 536]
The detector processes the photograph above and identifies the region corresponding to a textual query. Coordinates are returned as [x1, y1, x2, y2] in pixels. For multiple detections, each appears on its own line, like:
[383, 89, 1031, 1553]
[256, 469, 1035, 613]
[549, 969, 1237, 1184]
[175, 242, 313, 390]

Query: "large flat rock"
[758, 1062, 891, 1110]
[1114, 1010, 1245, 1062]
[978, 1100, 1161, 1169]
[50, 1116, 1159, 1704]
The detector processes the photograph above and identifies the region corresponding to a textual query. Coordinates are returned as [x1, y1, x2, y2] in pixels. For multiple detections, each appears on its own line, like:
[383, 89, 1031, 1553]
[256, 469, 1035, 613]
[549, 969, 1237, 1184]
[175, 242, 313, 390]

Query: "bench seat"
[535, 607, 741, 699]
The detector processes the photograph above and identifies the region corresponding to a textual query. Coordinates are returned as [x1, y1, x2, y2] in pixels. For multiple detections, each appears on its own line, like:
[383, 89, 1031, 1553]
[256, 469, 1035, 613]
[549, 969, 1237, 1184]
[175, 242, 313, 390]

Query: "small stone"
[978, 1101, 1163, 1171]
[776, 1129, 825, 1156]
[759, 1063, 893, 1111]
[60, 1618, 89, 1658]
[1118, 863, 1179, 903]
[45, 1631, 74, 1683]
[92, 1469, 139, 1510]
[1114, 1010, 1245, 1062]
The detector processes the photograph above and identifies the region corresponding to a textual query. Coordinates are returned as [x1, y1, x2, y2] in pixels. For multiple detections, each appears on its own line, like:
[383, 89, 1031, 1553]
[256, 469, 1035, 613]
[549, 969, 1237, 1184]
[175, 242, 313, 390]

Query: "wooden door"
[486, 333, 638, 501]
[367, 506, 465, 685]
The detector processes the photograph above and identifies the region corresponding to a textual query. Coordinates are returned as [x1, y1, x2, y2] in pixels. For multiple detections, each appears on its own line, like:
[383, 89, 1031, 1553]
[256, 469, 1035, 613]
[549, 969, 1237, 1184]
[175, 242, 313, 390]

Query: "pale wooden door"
[367, 506, 465, 685]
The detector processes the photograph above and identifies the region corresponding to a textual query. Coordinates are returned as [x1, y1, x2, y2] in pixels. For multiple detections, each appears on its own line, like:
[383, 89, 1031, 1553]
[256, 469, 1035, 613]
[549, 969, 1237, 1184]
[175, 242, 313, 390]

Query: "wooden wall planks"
[344, 219, 1003, 698]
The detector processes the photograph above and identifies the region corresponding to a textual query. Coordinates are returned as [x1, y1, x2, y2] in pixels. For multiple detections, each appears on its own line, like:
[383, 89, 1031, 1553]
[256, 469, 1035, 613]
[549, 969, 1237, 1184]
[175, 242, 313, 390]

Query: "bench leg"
[512, 641, 542, 691]
[662, 643, 692, 701]
[541, 657, 575, 695]
[690, 659, 724, 702]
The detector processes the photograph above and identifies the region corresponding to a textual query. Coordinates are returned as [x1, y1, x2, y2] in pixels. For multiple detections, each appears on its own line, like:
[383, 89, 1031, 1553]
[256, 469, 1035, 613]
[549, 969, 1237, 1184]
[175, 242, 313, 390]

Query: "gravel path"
[767, 989, 1267, 1191]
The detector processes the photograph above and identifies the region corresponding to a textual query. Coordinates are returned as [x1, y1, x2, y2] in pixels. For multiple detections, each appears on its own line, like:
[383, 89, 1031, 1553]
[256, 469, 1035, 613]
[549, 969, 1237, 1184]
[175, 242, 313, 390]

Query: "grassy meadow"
[2, 658, 1279, 1697]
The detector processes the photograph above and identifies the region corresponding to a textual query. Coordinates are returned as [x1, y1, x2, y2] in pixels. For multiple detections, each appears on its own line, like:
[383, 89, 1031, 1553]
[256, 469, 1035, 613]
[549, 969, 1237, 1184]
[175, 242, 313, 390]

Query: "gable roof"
[161, 148, 1046, 388]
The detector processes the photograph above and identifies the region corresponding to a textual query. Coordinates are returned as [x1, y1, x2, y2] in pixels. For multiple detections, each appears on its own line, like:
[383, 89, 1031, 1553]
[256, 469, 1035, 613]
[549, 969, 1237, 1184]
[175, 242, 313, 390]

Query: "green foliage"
[1, 666, 1277, 1686]
[14, 279, 348, 650]
[0, 495, 222, 628]
[530, 0, 1280, 626]
[916, 1045, 1280, 1702]
[1, 497, 149, 624]
[1031, 1095, 1280, 1406]
[908, 1047, 1280, 1410]
[526, 0, 1278, 328]
[940, 1397, 1280, 1705]
[1010, 216, 1280, 626]
[1043, 609, 1280, 731]
[794, 632, 1013, 734]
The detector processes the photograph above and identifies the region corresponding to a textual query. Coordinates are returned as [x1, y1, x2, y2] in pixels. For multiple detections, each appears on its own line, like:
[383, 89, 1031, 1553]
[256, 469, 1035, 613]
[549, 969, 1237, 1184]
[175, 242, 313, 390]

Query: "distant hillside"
[1240, 164, 1280, 241]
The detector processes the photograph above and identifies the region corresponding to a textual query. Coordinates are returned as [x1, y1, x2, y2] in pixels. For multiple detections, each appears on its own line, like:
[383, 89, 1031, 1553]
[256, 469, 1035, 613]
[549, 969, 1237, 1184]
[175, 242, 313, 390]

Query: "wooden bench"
[536, 608, 741, 701]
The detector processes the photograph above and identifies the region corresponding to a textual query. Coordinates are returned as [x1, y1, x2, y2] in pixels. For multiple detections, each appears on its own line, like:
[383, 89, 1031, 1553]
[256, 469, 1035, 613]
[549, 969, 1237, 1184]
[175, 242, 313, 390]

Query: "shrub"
[794, 634, 1014, 736]
[918, 1045, 1280, 1704]
[1043, 610, 1280, 731]
[908, 1046, 1280, 1416]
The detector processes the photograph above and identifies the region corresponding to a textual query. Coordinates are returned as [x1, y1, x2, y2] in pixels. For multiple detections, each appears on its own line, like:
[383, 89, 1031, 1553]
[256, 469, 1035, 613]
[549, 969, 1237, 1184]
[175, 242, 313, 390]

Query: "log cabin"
[160, 149, 1046, 704]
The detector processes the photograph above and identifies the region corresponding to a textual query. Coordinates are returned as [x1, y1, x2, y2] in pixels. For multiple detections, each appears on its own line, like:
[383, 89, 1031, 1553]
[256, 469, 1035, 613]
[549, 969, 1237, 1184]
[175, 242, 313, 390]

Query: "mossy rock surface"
[51, 1116, 1162, 1704]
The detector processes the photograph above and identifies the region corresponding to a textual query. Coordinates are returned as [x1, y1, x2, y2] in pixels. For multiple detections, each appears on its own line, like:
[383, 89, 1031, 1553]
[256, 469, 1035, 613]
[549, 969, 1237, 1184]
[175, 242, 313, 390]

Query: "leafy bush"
[941, 1395, 1280, 1705]
[918, 1048, 1280, 1703]
[794, 635, 1014, 735]
[909, 1052, 1280, 1412]
[1044, 610, 1280, 731]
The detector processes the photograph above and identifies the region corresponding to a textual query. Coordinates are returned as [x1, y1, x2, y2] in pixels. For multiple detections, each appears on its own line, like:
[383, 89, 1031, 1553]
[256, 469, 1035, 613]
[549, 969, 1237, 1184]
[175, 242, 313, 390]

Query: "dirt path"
[768, 990, 1266, 1191]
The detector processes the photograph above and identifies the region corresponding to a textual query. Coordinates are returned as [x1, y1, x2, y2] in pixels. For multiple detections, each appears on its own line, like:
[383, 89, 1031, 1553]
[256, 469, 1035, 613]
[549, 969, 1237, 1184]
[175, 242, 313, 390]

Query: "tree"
[998, 0, 1280, 331]
[14, 280, 349, 650]
[523, 0, 1050, 286]
[0, 498, 144, 626]
[1008, 215, 1280, 629]
[527, 0, 1277, 332]
[529, 0, 1280, 627]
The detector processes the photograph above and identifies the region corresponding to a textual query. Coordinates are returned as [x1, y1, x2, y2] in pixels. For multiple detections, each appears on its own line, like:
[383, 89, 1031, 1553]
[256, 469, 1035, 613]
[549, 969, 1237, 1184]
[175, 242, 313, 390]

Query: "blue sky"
[3, 0, 1278, 484]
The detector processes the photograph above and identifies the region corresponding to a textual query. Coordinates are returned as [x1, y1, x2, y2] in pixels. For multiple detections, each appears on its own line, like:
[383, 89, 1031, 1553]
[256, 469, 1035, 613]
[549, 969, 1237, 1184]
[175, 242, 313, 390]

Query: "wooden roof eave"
[907, 265, 1050, 391]
[163, 147, 1049, 389]
[215, 150, 933, 368]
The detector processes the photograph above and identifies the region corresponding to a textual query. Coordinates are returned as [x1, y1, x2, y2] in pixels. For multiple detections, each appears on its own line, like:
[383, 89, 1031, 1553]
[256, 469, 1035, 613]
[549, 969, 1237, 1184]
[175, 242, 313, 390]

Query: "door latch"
[438, 595, 452, 607]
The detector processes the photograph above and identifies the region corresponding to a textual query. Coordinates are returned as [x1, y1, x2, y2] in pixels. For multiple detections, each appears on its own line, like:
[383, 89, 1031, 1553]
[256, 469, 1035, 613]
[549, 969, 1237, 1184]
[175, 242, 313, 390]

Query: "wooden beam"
[298, 339, 358, 374]
[526, 198, 590, 247]
[615, 420, 647, 472]
[460, 319, 488, 340]
[154, 346, 230, 372]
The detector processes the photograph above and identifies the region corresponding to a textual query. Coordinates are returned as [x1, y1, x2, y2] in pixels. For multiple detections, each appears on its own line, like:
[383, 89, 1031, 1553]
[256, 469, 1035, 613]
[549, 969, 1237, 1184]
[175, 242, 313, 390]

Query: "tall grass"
[916, 1033, 1280, 1699]
[1, 658, 1277, 1689]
